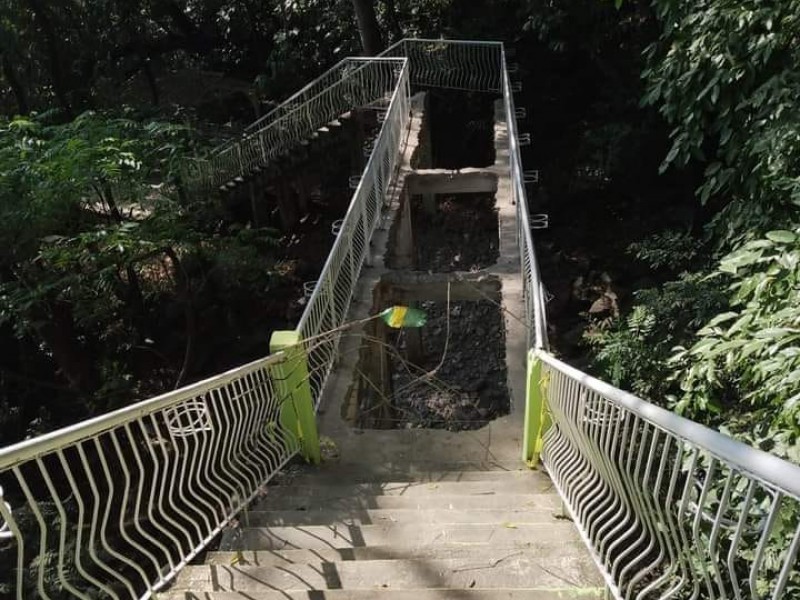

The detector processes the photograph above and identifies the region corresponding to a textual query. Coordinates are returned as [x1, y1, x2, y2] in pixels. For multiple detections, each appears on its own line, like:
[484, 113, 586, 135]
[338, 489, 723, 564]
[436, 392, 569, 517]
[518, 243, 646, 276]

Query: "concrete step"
[252, 492, 561, 512]
[258, 479, 555, 505]
[172, 556, 603, 592]
[205, 541, 582, 567]
[161, 589, 604, 600]
[274, 466, 548, 486]
[220, 521, 582, 552]
[237, 507, 559, 527]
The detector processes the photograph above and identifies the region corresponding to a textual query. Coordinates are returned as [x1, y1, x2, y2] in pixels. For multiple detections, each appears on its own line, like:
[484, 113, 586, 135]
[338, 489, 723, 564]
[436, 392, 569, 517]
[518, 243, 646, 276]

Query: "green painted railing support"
[523, 349, 549, 467]
[270, 330, 321, 464]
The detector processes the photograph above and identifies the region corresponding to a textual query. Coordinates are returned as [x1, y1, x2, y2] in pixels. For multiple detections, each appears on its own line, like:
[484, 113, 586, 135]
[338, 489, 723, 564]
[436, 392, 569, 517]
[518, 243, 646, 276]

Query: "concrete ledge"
[162, 588, 604, 600]
[173, 555, 602, 592]
[406, 168, 498, 195]
[375, 272, 501, 303]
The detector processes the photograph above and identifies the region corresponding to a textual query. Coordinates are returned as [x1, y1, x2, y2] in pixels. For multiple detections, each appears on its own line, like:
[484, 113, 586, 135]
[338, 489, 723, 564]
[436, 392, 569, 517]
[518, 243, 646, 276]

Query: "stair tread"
[257, 493, 560, 512]
[220, 522, 582, 552]
[173, 556, 603, 592]
[161, 589, 604, 600]
[205, 541, 584, 566]
[257, 479, 554, 504]
[235, 507, 559, 527]
[275, 467, 548, 485]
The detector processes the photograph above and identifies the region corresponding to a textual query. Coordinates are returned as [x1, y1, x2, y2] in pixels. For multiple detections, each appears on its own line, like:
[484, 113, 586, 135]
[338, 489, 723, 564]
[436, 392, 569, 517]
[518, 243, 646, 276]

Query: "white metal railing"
[297, 59, 411, 407]
[295, 39, 503, 407]
[382, 39, 503, 93]
[184, 57, 406, 193]
[0, 354, 298, 599]
[183, 39, 502, 194]
[538, 354, 800, 599]
[500, 50, 548, 352]
[499, 37, 800, 600]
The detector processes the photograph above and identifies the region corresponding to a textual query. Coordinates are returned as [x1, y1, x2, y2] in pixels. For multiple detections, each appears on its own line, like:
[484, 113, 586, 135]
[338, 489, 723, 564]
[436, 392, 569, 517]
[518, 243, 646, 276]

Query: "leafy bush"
[672, 228, 800, 435]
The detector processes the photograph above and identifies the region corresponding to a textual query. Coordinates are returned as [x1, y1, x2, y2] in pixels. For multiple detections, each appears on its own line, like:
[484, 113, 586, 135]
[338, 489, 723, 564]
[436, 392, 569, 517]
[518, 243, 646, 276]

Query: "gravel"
[384, 299, 509, 431]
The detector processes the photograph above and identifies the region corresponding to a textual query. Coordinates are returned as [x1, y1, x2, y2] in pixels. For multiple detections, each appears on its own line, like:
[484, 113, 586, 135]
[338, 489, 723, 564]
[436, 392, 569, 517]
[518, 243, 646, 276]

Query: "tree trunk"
[32, 301, 97, 392]
[351, 0, 383, 56]
[382, 0, 403, 42]
[164, 247, 196, 389]
[27, 0, 72, 115]
[1, 54, 29, 115]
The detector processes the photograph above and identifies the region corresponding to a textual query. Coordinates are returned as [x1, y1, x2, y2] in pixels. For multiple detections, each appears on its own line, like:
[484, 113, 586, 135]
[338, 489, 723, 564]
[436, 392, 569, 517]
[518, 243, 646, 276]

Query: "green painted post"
[270, 330, 321, 464]
[523, 349, 549, 467]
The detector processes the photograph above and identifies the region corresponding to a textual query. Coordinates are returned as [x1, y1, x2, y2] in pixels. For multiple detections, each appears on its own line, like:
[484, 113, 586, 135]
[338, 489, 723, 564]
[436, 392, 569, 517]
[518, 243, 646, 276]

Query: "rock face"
[388, 300, 509, 431]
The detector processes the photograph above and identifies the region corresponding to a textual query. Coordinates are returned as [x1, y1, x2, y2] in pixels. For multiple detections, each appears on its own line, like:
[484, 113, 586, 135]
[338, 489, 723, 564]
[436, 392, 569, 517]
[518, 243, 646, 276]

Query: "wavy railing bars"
[184, 57, 406, 193]
[537, 353, 800, 599]
[0, 354, 296, 599]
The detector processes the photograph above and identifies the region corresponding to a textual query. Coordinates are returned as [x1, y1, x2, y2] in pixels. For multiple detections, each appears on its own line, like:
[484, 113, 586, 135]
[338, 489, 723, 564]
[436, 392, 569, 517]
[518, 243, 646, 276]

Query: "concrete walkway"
[164, 94, 604, 600]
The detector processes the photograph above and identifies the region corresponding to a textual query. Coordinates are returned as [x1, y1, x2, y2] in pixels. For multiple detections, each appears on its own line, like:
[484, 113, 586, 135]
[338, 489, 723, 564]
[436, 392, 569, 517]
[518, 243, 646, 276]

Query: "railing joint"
[523, 169, 540, 184]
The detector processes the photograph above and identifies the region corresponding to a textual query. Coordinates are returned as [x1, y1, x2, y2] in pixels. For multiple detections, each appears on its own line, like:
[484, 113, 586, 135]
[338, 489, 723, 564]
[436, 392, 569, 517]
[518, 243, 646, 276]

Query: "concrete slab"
[161, 589, 604, 600]
[235, 508, 559, 527]
[273, 466, 551, 486]
[222, 522, 583, 552]
[251, 492, 561, 513]
[256, 478, 555, 501]
[172, 556, 603, 592]
[204, 542, 583, 567]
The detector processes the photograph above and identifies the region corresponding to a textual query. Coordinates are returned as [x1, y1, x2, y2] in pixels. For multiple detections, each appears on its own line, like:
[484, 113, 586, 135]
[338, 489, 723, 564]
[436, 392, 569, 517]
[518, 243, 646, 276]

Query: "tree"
[589, 0, 800, 453]
[352, 0, 383, 55]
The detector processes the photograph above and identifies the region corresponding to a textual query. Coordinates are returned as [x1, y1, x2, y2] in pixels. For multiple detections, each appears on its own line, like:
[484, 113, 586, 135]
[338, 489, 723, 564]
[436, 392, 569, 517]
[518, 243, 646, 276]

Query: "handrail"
[538, 352, 800, 500]
[539, 350, 800, 598]
[0, 353, 285, 471]
[296, 59, 409, 336]
[186, 57, 405, 192]
[0, 351, 298, 599]
[500, 47, 547, 351]
[297, 59, 411, 407]
[244, 56, 407, 134]
[499, 36, 800, 597]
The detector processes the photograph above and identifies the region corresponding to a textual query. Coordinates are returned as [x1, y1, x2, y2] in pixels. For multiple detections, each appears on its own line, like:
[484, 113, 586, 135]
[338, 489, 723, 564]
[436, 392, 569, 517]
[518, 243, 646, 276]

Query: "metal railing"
[498, 36, 800, 600]
[0, 354, 297, 599]
[538, 354, 800, 599]
[184, 57, 406, 192]
[382, 39, 503, 93]
[500, 50, 548, 352]
[297, 59, 410, 407]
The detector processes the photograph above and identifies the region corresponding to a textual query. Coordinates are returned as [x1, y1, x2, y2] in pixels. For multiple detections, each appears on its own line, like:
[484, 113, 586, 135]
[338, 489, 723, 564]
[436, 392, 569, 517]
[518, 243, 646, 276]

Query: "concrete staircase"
[166, 435, 604, 599]
[163, 94, 604, 600]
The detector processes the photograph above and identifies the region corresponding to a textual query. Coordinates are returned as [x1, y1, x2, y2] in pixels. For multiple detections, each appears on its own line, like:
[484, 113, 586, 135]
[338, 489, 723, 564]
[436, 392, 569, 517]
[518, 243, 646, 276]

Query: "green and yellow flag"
[379, 306, 427, 329]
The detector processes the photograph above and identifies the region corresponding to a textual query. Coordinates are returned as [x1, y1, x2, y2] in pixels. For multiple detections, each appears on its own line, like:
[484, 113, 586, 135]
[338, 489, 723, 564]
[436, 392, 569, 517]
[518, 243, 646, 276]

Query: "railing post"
[523, 349, 549, 467]
[269, 331, 321, 464]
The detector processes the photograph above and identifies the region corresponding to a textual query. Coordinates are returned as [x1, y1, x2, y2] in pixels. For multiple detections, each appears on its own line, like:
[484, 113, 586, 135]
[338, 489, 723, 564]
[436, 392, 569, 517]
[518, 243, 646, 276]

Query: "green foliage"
[628, 229, 697, 270]
[672, 228, 800, 435]
[589, 0, 800, 466]
[586, 271, 726, 399]
[586, 229, 723, 397]
[0, 110, 280, 434]
[643, 0, 800, 226]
